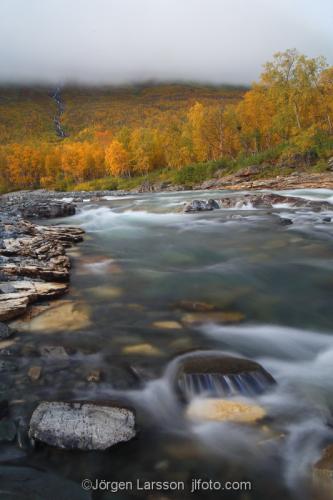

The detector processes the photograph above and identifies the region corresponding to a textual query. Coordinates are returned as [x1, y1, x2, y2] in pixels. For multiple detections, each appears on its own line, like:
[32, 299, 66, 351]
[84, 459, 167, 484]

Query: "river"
[4, 188, 333, 499]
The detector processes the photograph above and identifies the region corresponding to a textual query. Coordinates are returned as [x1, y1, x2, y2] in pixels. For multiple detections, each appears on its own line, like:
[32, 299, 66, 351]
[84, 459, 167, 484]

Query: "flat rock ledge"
[29, 401, 136, 450]
[0, 216, 84, 321]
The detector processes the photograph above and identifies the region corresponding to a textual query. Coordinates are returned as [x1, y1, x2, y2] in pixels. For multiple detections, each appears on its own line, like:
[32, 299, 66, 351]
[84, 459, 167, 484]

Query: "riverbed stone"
[11, 300, 91, 333]
[27, 366, 42, 381]
[186, 398, 266, 423]
[29, 401, 136, 450]
[0, 322, 13, 339]
[181, 311, 245, 325]
[123, 343, 161, 356]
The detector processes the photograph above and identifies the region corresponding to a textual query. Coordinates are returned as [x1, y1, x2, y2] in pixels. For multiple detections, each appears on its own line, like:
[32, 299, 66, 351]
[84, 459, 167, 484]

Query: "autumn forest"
[1, 49, 333, 192]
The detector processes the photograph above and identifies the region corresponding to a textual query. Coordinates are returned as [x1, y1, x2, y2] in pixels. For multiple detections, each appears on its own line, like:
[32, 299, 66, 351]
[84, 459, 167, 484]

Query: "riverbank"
[0, 197, 84, 322]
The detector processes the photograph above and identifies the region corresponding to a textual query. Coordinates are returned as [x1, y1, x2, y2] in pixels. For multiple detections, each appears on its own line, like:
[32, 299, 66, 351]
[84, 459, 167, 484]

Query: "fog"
[0, 0, 332, 85]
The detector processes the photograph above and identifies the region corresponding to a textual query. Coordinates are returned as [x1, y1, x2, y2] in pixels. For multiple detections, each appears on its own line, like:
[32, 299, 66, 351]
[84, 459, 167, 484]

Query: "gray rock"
[0, 322, 13, 339]
[184, 199, 220, 213]
[29, 401, 136, 450]
[39, 345, 69, 359]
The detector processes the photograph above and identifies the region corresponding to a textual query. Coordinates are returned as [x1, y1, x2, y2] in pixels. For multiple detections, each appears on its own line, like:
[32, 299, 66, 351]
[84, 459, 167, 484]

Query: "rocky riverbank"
[0, 195, 84, 322]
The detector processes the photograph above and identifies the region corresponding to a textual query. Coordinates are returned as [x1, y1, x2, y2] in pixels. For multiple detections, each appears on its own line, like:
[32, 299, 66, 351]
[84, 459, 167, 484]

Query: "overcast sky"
[0, 0, 332, 85]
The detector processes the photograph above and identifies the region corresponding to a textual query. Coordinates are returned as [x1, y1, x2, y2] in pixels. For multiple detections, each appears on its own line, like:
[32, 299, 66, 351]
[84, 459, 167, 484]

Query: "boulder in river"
[184, 199, 220, 213]
[171, 351, 276, 402]
[29, 401, 136, 450]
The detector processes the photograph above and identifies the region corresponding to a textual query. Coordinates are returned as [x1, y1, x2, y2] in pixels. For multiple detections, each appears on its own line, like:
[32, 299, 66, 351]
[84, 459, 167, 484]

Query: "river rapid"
[4, 188, 333, 499]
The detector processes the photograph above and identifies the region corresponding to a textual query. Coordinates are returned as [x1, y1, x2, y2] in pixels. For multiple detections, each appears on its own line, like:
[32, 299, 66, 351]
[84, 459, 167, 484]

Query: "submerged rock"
[313, 444, 333, 493]
[29, 401, 136, 450]
[174, 300, 217, 312]
[186, 398, 266, 424]
[10, 300, 91, 333]
[181, 311, 245, 326]
[123, 343, 162, 356]
[171, 351, 275, 402]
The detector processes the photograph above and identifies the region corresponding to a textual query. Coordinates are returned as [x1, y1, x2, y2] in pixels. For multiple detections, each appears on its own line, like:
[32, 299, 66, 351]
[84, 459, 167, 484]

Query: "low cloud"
[0, 0, 332, 85]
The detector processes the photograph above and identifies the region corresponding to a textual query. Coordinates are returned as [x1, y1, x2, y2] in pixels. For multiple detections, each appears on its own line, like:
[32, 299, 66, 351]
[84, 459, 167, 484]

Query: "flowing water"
[3, 189, 333, 499]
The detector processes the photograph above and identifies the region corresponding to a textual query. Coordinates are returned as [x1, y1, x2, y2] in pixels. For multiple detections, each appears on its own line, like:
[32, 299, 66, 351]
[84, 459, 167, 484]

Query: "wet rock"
[0, 322, 13, 339]
[186, 398, 266, 423]
[217, 193, 332, 211]
[152, 321, 183, 330]
[0, 419, 17, 442]
[181, 311, 245, 326]
[0, 465, 91, 500]
[11, 301, 91, 333]
[0, 294, 29, 321]
[313, 444, 333, 492]
[86, 369, 101, 383]
[280, 218, 293, 226]
[123, 343, 162, 356]
[183, 199, 219, 213]
[171, 351, 275, 402]
[29, 401, 136, 450]
[27, 366, 42, 381]
[19, 201, 76, 219]
[174, 300, 216, 312]
[323, 217, 332, 223]
[39, 345, 69, 359]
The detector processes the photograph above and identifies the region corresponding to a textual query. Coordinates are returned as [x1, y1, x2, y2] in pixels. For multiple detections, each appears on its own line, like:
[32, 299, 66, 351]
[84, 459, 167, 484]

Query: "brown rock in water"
[313, 444, 333, 495]
[28, 366, 42, 381]
[10, 301, 91, 333]
[86, 369, 101, 383]
[186, 398, 266, 424]
[181, 311, 245, 325]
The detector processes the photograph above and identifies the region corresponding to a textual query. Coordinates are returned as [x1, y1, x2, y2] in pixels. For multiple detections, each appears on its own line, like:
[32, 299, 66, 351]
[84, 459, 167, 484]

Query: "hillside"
[0, 84, 244, 144]
[0, 51, 332, 193]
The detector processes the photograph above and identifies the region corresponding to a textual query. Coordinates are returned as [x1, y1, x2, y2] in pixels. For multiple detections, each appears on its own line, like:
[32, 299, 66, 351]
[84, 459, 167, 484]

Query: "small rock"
[152, 321, 183, 330]
[186, 398, 266, 424]
[0, 322, 13, 339]
[29, 401, 136, 450]
[39, 345, 69, 359]
[123, 343, 161, 356]
[28, 366, 42, 381]
[86, 369, 101, 383]
[280, 218, 293, 226]
[322, 217, 331, 223]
